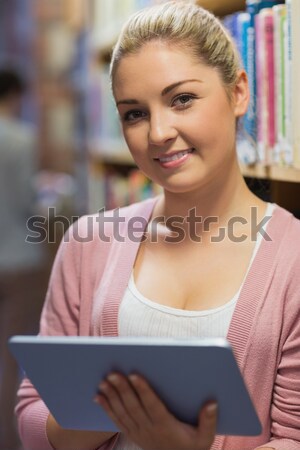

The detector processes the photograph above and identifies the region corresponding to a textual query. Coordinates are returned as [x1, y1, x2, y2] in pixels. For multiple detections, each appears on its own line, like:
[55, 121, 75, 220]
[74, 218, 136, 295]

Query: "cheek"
[200, 103, 236, 140]
[182, 114, 216, 146]
[183, 101, 228, 138]
[123, 126, 148, 155]
[187, 108, 236, 157]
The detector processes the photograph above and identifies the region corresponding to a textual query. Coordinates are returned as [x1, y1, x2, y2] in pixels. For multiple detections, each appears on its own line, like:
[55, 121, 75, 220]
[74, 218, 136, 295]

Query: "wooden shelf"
[196, 0, 246, 17]
[92, 151, 134, 166]
[88, 139, 134, 166]
[87, 0, 300, 215]
[89, 140, 300, 183]
[90, 26, 119, 57]
[240, 164, 300, 183]
[92, 0, 247, 56]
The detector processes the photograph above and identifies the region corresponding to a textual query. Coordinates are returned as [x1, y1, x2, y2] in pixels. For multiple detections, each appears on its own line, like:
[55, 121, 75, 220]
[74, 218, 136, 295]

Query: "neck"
[152, 161, 265, 240]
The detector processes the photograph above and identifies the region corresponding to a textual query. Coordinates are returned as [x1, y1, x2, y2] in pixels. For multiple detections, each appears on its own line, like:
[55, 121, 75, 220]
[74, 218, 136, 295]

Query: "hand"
[94, 372, 217, 450]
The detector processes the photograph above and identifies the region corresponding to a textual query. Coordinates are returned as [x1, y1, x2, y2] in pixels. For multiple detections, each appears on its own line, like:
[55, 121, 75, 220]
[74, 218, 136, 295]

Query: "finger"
[107, 374, 152, 426]
[197, 402, 218, 449]
[128, 374, 171, 424]
[97, 379, 138, 432]
[95, 392, 128, 433]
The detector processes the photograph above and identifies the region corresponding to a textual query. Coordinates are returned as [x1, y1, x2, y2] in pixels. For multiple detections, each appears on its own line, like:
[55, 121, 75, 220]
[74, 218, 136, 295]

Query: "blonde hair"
[110, 1, 241, 94]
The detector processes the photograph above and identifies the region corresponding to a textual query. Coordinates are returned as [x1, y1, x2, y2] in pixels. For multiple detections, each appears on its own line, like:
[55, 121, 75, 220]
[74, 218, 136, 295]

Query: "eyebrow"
[116, 79, 203, 106]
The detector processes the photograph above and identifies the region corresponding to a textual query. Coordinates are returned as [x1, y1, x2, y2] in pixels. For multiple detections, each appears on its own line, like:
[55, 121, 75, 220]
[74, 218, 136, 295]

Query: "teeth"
[159, 149, 193, 163]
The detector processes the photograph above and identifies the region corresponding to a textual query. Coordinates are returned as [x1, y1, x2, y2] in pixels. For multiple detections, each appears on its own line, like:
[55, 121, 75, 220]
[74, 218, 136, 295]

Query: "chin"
[162, 183, 203, 195]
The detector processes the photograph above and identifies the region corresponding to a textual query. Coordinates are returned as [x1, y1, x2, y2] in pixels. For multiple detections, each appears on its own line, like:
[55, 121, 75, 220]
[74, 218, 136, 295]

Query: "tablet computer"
[9, 335, 261, 436]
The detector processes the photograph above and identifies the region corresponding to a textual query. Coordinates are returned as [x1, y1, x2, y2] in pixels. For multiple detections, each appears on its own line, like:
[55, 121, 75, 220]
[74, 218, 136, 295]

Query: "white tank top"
[115, 203, 275, 450]
[119, 203, 275, 338]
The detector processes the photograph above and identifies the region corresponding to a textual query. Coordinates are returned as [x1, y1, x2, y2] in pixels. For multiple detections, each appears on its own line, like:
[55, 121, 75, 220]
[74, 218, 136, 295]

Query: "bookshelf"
[90, 141, 300, 183]
[0, 1, 90, 258]
[88, 0, 300, 215]
[196, 0, 246, 16]
[33, 0, 90, 216]
[240, 163, 300, 183]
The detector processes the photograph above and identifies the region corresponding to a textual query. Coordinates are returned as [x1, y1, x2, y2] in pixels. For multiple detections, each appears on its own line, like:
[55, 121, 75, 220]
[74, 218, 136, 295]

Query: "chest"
[133, 238, 258, 310]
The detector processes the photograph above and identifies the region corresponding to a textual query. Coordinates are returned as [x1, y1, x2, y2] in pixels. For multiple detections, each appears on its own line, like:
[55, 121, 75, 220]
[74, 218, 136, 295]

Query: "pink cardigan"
[16, 197, 300, 450]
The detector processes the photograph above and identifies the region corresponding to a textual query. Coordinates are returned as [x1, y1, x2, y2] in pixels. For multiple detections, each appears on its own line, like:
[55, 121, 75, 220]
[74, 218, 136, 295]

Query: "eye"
[123, 110, 147, 122]
[172, 93, 197, 109]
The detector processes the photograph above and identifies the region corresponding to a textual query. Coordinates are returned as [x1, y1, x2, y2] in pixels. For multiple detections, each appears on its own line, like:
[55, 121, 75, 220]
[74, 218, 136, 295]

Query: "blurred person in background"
[0, 68, 46, 450]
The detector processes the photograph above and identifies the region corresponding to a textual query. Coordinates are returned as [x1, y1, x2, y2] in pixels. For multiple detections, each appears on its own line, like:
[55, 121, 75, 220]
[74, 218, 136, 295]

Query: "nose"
[148, 110, 178, 146]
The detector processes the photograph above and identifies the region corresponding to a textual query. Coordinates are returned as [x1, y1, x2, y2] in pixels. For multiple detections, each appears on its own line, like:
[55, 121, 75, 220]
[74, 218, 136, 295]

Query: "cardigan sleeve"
[15, 223, 82, 450]
[258, 259, 300, 450]
[16, 218, 118, 450]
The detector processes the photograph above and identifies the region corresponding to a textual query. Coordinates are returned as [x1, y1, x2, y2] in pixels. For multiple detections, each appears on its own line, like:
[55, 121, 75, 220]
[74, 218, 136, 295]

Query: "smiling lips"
[154, 148, 195, 168]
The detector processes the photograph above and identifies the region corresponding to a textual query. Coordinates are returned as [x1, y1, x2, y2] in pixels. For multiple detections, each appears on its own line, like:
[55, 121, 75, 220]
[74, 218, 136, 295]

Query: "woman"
[16, 2, 300, 450]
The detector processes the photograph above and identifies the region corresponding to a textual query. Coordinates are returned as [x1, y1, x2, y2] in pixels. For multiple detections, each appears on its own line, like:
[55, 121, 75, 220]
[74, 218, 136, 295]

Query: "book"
[89, 167, 161, 211]
[245, 0, 260, 145]
[282, 5, 293, 166]
[235, 12, 258, 165]
[273, 5, 288, 165]
[222, 12, 241, 42]
[286, 0, 300, 168]
[245, 1, 285, 149]
[255, 8, 275, 165]
[237, 13, 251, 73]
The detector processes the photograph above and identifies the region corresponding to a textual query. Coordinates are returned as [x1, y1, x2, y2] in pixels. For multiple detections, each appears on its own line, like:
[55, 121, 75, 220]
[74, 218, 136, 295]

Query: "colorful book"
[237, 13, 251, 72]
[282, 6, 292, 166]
[286, 0, 300, 168]
[245, 0, 285, 148]
[235, 12, 259, 165]
[90, 167, 161, 210]
[255, 8, 275, 165]
[273, 5, 288, 165]
[88, 163, 106, 213]
[246, 0, 260, 146]
[222, 12, 240, 43]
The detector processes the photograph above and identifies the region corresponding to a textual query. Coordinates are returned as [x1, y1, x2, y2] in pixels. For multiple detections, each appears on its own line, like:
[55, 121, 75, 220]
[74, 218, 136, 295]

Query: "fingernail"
[206, 403, 218, 416]
[129, 374, 138, 384]
[107, 374, 118, 384]
[99, 383, 107, 392]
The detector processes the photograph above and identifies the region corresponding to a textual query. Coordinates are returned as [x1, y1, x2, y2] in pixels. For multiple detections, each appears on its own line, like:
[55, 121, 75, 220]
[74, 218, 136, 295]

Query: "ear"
[232, 70, 250, 118]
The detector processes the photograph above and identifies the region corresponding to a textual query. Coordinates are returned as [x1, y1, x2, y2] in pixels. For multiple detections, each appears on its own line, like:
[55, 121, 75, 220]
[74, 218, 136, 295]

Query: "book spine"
[245, 0, 285, 148]
[88, 164, 106, 213]
[284, 0, 293, 166]
[255, 12, 266, 163]
[246, 1, 260, 145]
[96, 168, 161, 209]
[265, 10, 275, 162]
[286, 0, 300, 168]
[237, 13, 250, 71]
[256, 9, 276, 165]
[273, 5, 287, 165]
[86, 69, 102, 141]
[235, 12, 258, 165]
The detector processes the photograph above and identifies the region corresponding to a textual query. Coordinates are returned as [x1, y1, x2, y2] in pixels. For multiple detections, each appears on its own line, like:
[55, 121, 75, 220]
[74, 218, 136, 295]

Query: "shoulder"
[54, 197, 157, 287]
[62, 197, 158, 251]
[270, 204, 300, 291]
[272, 205, 300, 250]
[71, 196, 157, 240]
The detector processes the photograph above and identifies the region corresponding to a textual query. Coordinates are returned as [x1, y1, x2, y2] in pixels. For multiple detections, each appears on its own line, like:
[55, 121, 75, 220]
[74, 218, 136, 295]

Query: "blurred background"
[0, 2, 90, 449]
[0, 0, 300, 449]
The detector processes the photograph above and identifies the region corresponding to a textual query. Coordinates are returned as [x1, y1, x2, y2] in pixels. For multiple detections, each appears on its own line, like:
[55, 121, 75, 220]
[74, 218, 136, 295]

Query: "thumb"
[197, 402, 218, 449]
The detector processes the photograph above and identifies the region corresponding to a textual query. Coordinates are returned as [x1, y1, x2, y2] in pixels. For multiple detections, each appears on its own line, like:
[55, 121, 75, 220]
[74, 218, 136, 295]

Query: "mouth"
[154, 148, 195, 163]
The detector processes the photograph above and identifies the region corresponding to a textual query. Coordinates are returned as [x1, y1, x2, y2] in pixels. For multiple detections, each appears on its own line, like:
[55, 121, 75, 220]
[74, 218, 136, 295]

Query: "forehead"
[113, 41, 221, 98]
